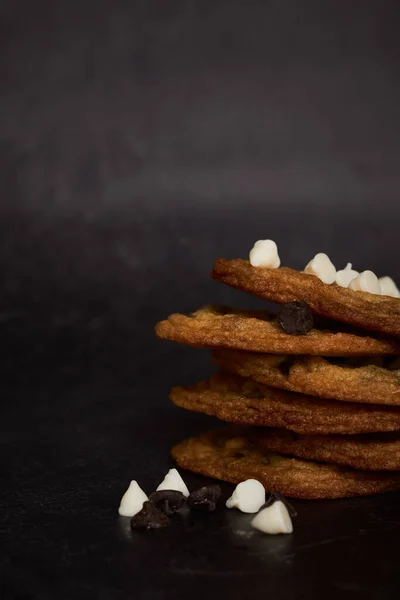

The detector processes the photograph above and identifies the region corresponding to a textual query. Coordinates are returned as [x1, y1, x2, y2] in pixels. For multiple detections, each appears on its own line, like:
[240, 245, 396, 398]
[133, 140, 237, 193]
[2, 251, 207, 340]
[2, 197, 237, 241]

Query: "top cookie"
[155, 305, 400, 356]
[212, 259, 400, 338]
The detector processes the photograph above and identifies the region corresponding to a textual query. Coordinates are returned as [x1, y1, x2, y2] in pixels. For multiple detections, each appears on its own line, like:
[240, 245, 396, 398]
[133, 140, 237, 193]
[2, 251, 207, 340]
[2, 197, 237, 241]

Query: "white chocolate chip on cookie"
[304, 253, 336, 284]
[249, 240, 281, 268]
[349, 271, 381, 295]
[335, 263, 359, 288]
[379, 276, 400, 299]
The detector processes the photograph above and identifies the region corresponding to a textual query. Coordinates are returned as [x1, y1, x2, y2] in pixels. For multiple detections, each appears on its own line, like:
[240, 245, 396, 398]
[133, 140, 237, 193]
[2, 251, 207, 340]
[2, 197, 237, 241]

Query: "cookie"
[211, 259, 400, 338]
[213, 350, 400, 406]
[252, 428, 400, 471]
[171, 426, 400, 499]
[155, 305, 400, 356]
[170, 372, 400, 434]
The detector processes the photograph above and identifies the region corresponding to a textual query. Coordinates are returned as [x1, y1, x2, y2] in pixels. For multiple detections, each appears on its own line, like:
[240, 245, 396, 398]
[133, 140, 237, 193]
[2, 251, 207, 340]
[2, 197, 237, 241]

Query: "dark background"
[1, 1, 400, 598]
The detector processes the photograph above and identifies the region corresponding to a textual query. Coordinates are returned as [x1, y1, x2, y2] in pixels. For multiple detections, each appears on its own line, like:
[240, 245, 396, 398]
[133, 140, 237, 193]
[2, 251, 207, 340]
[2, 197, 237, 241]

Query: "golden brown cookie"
[170, 372, 400, 434]
[252, 428, 400, 471]
[211, 259, 400, 338]
[155, 305, 400, 356]
[213, 350, 400, 406]
[171, 426, 400, 499]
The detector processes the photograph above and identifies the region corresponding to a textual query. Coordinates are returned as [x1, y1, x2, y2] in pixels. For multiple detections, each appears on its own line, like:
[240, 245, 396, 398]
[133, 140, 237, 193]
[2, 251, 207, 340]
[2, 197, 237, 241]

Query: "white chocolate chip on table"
[118, 480, 149, 517]
[249, 240, 281, 269]
[336, 263, 359, 288]
[304, 253, 336, 284]
[379, 276, 400, 298]
[226, 479, 265, 513]
[349, 271, 381, 295]
[251, 500, 293, 535]
[156, 468, 190, 497]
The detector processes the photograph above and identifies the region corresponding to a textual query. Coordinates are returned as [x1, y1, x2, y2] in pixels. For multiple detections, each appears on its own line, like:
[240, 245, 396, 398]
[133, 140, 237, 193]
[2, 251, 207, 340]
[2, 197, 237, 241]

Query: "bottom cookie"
[252, 428, 400, 471]
[171, 426, 400, 499]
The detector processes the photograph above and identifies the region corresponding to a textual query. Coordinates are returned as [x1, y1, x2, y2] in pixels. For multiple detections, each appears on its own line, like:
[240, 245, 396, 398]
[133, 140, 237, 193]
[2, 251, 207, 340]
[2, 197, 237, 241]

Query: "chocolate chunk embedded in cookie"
[211, 259, 400, 338]
[277, 301, 314, 335]
[155, 305, 400, 356]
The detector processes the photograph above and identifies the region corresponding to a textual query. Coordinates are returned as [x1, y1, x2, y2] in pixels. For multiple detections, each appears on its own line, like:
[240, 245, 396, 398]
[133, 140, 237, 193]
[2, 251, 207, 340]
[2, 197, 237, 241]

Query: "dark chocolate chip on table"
[277, 301, 314, 335]
[130, 501, 170, 530]
[149, 490, 186, 516]
[262, 492, 297, 517]
[188, 484, 222, 512]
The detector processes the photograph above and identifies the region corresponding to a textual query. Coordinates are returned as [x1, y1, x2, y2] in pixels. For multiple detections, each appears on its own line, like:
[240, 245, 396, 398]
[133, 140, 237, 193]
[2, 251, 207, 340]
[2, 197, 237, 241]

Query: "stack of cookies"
[156, 251, 400, 499]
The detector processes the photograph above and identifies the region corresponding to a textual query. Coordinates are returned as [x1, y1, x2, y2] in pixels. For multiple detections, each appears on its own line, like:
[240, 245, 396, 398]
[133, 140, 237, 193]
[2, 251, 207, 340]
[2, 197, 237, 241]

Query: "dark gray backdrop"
[1, 2, 400, 599]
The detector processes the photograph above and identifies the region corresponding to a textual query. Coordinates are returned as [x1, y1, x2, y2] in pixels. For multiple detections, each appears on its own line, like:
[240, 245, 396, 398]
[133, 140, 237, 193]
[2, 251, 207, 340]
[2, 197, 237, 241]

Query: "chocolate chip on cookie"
[149, 490, 186, 516]
[188, 484, 221, 512]
[156, 304, 400, 355]
[130, 501, 170, 530]
[277, 301, 314, 335]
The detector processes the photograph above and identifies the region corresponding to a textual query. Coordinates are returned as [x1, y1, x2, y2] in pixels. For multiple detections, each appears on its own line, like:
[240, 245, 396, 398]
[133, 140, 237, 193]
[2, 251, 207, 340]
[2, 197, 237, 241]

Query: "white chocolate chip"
[226, 479, 265, 513]
[349, 271, 381, 295]
[379, 276, 400, 298]
[156, 468, 190, 497]
[335, 263, 359, 288]
[249, 240, 281, 269]
[304, 253, 336, 284]
[118, 480, 148, 517]
[251, 500, 293, 535]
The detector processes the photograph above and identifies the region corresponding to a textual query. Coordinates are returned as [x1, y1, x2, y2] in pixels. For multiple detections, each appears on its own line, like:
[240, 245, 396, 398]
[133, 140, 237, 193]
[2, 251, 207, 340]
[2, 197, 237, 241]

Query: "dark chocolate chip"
[277, 356, 295, 377]
[188, 484, 221, 512]
[262, 492, 297, 517]
[233, 451, 245, 459]
[130, 501, 170, 530]
[277, 301, 314, 335]
[149, 490, 186, 516]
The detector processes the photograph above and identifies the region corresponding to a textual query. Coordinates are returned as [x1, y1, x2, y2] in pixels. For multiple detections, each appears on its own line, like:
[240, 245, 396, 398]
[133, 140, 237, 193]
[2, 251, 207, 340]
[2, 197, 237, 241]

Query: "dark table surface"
[1, 208, 400, 600]
[2, 1, 400, 598]
[1, 318, 400, 600]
